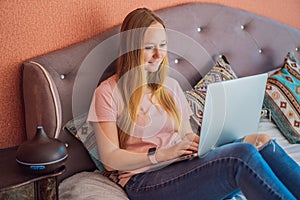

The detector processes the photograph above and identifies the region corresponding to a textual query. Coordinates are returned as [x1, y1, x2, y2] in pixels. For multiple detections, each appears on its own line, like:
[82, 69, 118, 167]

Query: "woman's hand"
[185, 132, 200, 144]
[156, 133, 199, 162]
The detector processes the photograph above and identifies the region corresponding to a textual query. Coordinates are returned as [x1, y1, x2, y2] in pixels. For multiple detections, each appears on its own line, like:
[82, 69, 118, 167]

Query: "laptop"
[197, 73, 268, 157]
[148, 73, 268, 169]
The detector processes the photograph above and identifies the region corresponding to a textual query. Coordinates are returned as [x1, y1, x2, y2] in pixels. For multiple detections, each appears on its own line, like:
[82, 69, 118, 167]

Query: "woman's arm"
[92, 121, 199, 172]
[180, 117, 200, 145]
[92, 121, 151, 171]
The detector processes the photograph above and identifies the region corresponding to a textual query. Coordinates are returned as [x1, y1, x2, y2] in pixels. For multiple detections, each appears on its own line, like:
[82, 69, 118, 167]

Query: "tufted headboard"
[22, 3, 300, 181]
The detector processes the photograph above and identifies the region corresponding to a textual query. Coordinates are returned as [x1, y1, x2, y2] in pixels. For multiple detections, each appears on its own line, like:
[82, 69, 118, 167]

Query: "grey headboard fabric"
[22, 3, 300, 181]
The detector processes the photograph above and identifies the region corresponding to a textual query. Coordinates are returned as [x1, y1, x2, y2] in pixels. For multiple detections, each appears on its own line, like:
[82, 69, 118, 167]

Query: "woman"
[88, 8, 300, 199]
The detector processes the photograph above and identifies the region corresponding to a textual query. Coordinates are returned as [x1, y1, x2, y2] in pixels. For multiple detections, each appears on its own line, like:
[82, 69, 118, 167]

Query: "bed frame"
[22, 3, 300, 183]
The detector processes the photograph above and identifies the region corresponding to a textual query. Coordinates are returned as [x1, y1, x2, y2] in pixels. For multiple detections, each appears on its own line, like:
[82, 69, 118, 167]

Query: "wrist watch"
[148, 147, 158, 164]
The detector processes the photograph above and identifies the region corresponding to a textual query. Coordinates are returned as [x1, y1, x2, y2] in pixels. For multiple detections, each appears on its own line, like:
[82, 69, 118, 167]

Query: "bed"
[22, 3, 300, 199]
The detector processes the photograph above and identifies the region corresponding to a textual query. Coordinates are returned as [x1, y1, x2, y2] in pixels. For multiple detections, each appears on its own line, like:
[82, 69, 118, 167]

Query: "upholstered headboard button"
[60, 74, 66, 80]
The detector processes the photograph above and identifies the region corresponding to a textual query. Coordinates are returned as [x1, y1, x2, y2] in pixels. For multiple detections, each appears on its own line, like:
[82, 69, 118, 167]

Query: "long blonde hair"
[116, 8, 181, 149]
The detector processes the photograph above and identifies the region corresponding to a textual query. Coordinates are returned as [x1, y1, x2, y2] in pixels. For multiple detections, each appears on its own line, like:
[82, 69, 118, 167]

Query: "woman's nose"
[153, 48, 163, 58]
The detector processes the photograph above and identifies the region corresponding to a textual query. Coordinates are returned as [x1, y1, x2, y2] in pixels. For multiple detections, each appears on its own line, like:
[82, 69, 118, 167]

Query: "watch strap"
[148, 147, 158, 164]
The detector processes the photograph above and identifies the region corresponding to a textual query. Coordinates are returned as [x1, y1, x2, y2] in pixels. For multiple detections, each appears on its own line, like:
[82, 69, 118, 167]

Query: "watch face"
[148, 147, 157, 155]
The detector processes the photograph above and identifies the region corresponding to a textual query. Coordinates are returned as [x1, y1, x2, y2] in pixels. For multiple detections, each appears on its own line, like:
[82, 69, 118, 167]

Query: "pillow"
[264, 52, 300, 144]
[185, 55, 238, 133]
[193, 55, 238, 91]
[64, 113, 105, 171]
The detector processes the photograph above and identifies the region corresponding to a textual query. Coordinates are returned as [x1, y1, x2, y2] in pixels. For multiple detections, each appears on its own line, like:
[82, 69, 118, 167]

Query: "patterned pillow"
[264, 52, 300, 144]
[193, 55, 238, 91]
[64, 113, 105, 171]
[185, 55, 238, 133]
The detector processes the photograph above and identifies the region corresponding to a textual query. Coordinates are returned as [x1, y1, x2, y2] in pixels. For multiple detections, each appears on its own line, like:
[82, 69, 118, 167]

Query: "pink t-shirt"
[87, 74, 193, 185]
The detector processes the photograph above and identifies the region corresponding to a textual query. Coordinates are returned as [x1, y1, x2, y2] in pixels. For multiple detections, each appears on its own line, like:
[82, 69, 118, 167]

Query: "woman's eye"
[160, 43, 167, 48]
[144, 43, 167, 50]
[144, 45, 154, 50]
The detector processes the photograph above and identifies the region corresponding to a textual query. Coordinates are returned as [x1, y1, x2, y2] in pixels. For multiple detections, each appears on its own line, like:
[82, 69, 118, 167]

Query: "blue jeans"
[124, 140, 300, 200]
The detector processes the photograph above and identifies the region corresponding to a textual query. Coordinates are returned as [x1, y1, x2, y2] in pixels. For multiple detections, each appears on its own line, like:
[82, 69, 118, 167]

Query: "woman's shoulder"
[99, 74, 117, 86]
[163, 77, 183, 95]
[95, 74, 118, 93]
[165, 76, 180, 88]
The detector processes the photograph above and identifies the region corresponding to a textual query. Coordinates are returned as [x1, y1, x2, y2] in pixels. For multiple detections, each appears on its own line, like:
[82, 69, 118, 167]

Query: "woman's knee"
[229, 143, 271, 169]
[233, 142, 257, 154]
[223, 142, 259, 161]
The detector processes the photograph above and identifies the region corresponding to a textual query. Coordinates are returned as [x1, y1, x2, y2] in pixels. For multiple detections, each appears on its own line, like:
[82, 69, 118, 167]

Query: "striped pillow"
[264, 52, 300, 143]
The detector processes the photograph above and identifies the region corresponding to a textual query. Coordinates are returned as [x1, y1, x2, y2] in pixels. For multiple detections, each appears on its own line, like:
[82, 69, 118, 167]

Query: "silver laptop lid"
[198, 73, 268, 157]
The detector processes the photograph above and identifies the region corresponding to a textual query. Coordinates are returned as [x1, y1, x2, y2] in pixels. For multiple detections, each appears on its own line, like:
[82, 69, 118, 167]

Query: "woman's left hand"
[184, 133, 200, 145]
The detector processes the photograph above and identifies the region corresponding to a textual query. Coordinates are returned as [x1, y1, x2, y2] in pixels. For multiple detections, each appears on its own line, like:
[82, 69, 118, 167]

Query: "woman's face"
[143, 23, 167, 73]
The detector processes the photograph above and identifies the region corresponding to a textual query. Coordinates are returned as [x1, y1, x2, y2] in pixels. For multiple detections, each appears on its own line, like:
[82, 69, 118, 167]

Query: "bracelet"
[148, 147, 158, 164]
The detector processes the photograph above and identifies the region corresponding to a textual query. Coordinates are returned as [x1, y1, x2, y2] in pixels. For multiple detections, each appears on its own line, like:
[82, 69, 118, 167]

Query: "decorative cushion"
[193, 55, 238, 91]
[64, 113, 105, 171]
[185, 55, 238, 133]
[264, 52, 300, 144]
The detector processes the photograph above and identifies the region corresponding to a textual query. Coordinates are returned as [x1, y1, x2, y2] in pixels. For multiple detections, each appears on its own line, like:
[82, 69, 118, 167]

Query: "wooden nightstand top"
[0, 146, 65, 191]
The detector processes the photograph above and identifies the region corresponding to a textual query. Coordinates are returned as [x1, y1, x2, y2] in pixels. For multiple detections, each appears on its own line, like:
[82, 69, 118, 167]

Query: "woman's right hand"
[156, 138, 198, 162]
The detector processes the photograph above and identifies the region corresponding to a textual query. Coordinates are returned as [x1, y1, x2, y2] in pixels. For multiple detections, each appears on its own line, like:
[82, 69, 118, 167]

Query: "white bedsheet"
[258, 118, 300, 165]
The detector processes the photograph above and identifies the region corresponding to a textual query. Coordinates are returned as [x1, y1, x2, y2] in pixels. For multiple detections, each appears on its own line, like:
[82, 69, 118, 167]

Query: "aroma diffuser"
[16, 126, 68, 174]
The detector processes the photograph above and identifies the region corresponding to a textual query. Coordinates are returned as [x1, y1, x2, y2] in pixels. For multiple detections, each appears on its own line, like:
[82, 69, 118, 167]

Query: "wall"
[0, 0, 299, 148]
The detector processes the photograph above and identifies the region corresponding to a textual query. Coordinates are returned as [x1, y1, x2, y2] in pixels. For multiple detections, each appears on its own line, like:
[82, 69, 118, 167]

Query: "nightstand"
[0, 146, 65, 200]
